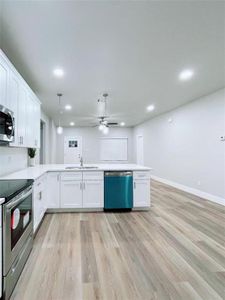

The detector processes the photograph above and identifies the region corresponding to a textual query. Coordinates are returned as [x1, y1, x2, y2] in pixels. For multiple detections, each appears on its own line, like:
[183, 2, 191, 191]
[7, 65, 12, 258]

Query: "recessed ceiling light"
[120, 122, 125, 126]
[65, 104, 72, 110]
[70, 122, 75, 126]
[53, 68, 64, 77]
[147, 104, 155, 112]
[179, 69, 194, 81]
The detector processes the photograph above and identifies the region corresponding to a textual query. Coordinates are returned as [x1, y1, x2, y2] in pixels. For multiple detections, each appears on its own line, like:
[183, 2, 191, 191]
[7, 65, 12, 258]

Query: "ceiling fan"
[94, 93, 119, 134]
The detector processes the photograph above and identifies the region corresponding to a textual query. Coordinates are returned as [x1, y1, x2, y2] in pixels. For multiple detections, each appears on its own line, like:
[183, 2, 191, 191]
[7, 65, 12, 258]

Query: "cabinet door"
[0, 54, 9, 107]
[47, 172, 60, 208]
[33, 190, 41, 232]
[26, 93, 34, 147]
[33, 99, 40, 148]
[83, 180, 103, 208]
[17, 83, 27, 146]
[60, 180, 83, 208]
[9, 71, 19, 146]
[133, 179, 150, 207]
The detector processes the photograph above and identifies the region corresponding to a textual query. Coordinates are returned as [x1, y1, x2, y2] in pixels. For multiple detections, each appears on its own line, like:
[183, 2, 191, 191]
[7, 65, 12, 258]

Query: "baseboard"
[151, 175, 225, 206]
[46, 208, 104, 213]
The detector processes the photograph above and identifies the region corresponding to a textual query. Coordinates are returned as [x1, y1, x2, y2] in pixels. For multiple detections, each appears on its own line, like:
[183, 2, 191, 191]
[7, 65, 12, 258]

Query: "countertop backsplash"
[0, 146, 28, 176]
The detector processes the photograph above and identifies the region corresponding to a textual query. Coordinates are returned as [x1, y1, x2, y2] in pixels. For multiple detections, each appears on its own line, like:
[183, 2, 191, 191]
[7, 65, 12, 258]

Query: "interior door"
[136, 135, 144, 165]
[64, 136, 82, 164]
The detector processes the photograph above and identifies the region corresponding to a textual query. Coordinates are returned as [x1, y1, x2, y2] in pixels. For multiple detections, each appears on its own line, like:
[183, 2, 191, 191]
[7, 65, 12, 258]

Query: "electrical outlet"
[220, 136, 225, 141]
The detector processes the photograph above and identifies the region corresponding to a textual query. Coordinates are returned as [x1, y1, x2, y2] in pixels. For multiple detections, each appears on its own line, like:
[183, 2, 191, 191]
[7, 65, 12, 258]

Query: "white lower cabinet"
[60, 171, 104, 209]
[47, 172, 60, 208]
[60, 180, 83, 208]
[83, 180, 103, 208]
[0, 206, 2, 299]
[133, 171, 151, 208]
[33, 174, 47, 232]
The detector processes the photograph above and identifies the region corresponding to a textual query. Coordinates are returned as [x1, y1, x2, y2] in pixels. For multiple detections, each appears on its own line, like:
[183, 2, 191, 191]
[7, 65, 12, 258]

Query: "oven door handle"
[6, 186, 32, 210]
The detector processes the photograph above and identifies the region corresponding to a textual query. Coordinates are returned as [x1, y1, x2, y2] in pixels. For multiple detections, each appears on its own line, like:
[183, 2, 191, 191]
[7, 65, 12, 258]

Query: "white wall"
[134, 89, 225, 201]
[49, 120, 57, 164]
[56, 127, 134, 164]
[0, 147, 27, 176]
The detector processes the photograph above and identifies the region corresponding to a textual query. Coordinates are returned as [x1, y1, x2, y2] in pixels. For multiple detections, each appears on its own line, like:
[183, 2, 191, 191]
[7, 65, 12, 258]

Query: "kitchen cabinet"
[0, 206, 2, 299]
[60, 172, 82, 208]
[9, 70, 19, 146]
[60, 171, 104, 209]
[0, 49, 41, 148]
[83, 171, 104, 208]
[133, 171, 151, 208]
[26, 93, 40, 148]
[17, 82, 27, 147]
[82, 180, 103, 208]
[47, 172, 60, 208]
[33, 174, 47, 232]
[61, 181, 83, 208]
[0, 51, 10, 108]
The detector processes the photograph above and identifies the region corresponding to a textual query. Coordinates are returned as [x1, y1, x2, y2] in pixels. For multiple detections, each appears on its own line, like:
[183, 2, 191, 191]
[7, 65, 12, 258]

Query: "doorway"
[136, 135, 144, 165]
[64, 136, 83, 164]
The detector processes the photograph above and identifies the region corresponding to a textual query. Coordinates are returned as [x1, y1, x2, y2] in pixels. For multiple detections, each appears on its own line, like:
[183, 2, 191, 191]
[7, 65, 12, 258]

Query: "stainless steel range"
[0, 179, 33, 300]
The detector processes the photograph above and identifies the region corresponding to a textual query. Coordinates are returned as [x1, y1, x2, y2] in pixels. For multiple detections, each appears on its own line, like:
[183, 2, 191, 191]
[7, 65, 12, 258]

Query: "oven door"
[3, 185, 33, 275]
[0, 105, 14, 143]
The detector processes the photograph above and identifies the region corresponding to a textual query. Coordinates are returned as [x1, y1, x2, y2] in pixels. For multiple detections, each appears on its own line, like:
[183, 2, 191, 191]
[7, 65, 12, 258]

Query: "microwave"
[0, 104, 15, 144]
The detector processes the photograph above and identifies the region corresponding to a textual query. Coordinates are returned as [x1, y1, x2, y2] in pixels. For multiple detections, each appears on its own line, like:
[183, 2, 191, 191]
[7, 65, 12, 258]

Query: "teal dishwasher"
[104, 171, 133, 210]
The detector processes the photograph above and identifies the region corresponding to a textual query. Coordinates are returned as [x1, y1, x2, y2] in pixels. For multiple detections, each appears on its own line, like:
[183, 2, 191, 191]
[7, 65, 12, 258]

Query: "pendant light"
[57, 93, 63, 135]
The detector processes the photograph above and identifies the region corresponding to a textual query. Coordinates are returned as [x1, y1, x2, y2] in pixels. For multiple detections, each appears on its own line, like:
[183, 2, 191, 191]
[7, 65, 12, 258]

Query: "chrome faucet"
[80, 156, 84, 167]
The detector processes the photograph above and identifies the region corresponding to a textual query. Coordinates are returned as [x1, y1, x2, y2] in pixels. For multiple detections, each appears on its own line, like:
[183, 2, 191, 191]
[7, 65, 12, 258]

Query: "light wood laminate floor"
[11, 180, 225, 300]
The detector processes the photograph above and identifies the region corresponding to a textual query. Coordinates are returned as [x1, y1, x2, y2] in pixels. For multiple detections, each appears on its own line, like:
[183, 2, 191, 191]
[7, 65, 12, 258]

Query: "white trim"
[151, 175, 225, 206]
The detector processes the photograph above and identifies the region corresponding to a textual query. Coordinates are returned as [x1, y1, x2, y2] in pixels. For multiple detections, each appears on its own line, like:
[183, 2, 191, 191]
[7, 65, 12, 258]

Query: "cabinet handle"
[39, 191, 42, 200]
[22, 136, 23, 145]
[134, 182, 136, 189]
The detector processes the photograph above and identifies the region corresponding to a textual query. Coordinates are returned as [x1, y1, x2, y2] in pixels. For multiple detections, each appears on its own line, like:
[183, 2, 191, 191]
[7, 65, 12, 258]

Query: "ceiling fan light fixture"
[98, 124, 104, 131]
[103, 126, 109, 135]
[57, 126, 63, 135]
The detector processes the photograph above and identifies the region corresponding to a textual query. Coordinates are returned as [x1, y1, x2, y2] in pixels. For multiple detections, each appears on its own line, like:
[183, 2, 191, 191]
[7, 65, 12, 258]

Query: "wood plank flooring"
[11, 180, 225, 300]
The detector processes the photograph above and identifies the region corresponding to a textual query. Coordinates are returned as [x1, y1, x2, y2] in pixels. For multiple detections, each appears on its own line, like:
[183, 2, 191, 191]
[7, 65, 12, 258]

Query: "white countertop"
[0, 164, 151, 180]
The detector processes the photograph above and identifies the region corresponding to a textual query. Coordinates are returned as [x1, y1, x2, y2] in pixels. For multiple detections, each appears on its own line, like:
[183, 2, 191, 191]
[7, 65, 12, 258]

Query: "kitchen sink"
[65, 166, 98, 170]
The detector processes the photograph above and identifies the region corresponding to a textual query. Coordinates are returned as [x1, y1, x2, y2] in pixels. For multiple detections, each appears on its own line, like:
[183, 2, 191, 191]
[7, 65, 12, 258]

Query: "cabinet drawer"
[61, 172, 82, 181]
[133, 171, 150, 180]
[83, 171, 104, 181]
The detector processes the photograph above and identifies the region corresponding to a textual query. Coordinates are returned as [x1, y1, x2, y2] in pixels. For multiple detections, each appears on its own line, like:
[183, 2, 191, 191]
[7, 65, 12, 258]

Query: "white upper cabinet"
[9, 70, 19, 146]
[0, 53, 10, 108]
[0, 49, 41, 148]
[17, 82, 27, 147]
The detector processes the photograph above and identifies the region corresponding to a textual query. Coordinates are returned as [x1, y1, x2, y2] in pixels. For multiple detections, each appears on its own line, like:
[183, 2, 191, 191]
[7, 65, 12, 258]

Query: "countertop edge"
[0, 164, 152, 180]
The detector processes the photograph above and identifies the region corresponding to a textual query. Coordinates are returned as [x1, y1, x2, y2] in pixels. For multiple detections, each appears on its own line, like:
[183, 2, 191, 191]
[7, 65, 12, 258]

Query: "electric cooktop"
[0, 179, 33, 202]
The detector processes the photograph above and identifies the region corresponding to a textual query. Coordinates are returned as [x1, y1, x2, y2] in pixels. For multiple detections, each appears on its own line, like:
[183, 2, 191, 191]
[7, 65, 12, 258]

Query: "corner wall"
[133, 88, 225, 203]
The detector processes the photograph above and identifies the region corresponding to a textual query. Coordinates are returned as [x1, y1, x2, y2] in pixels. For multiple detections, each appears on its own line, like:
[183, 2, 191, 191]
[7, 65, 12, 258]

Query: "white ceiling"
[0, 1, 224, 127]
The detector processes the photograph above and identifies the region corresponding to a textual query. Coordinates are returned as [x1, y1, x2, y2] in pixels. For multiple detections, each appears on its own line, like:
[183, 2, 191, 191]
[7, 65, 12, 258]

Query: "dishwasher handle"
[104, 171, 133, 177]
